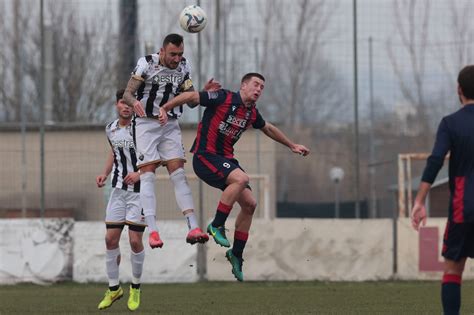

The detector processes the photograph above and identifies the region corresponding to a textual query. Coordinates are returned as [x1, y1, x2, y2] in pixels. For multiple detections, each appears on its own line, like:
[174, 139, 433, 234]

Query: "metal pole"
[40, 0, 45, 218]
[196, 0, 206, 282]
[254, 37, 261, 214]
[368, 36, 376, 218]
[335, 181, 340, 218]
[214, 0, 220, 80]
[20, 28, 27, 218]
[352, 0, 361, 218]
[15, 0, 27, 217]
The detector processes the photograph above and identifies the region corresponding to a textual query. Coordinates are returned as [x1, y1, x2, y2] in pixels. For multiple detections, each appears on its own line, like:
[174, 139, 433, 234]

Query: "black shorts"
[193, 152, 248, 191]
[442, 220, 474, 261]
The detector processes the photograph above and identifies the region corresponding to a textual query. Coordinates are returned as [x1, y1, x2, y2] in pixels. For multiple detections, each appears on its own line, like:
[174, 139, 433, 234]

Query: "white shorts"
[105, 188, 146, 227]
[134, 117, 186, 167]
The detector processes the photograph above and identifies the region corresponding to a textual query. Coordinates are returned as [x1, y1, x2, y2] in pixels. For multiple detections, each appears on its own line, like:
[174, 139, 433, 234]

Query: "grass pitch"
[1, 280, 474, 314]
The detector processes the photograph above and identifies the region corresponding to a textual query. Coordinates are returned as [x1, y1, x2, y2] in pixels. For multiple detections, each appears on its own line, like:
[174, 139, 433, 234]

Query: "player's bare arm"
[410, 181, 431, 231]
[96, 150, 114, 188]
[123, 76, 145, 117]
[182, 78, 221, 108]
[261, 123, 310, 156]
[158, 91, 200, 125]
[203, 78, 221, 92]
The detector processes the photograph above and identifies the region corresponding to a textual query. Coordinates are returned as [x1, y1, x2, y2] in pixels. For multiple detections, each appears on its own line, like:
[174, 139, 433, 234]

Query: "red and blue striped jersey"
[422, 104, 474, 222]
[190, 89, 266, 158]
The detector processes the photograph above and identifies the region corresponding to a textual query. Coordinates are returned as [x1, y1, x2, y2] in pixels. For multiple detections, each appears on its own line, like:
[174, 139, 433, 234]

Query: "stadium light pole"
[352, 0, 361, 218]
[330, 167, 344, 218]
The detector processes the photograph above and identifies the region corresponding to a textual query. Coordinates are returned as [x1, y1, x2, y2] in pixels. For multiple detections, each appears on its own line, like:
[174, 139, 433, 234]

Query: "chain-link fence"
[1, 0, 474, 219]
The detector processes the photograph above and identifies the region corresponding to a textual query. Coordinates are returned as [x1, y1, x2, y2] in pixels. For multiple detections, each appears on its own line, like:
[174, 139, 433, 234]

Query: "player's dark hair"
[458, 65, 474, 100]
[116, 89, 125, 103]
[163, 33, 184, 48]
[241, 72, 265, 84]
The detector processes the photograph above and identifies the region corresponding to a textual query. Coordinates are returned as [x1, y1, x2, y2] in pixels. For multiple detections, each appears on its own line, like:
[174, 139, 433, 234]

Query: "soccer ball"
[179, 5, 207, 33]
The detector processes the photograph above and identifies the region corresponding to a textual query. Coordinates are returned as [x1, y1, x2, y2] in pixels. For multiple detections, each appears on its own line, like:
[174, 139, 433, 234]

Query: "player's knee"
[129, 238, 143, 252]
[234, 173, 250, 187]
[140, 171, 155, 183]
[242, 198, 257, 215]
[105, 235, 120, 249]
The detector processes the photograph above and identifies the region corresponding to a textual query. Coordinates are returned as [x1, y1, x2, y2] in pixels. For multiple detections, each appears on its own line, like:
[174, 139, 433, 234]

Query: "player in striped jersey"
[123, 33, 219, 248]
[96, 89, 145, 311]
[158, 73, 310, 281]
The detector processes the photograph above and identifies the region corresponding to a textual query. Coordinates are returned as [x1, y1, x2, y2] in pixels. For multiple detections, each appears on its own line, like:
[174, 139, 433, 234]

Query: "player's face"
[160, 43, 184, 69]
[242, 77, 265, 103]
[116, 99, 132, 119]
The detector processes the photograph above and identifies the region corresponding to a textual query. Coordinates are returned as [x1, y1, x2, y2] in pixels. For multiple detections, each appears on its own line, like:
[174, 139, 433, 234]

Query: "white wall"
[0, 218, 394, 283]
[7, 218, 473, 284]
[207, 219, 394, 281]
[0, 219, 73, 284]
[73, 221, 198, 283]
[397, 218, 474, 280]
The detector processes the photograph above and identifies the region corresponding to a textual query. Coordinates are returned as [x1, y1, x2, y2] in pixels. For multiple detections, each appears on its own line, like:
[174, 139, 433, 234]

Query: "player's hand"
[203, 78, 221, 92]
[124, 172, 140, 185]
[133, 100, 145, 117]
[96, 174, 107, 188]
[290, 144, 310, 156]
[158, 107, 168, 125]
[410, 202, 427, 231]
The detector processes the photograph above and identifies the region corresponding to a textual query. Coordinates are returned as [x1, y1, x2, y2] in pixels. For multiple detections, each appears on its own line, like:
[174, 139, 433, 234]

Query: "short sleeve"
[198, 89, 227, 107]
[180, 62, 194, 92]
[252, 109, 266, 129]
[131, 57, 149, 80]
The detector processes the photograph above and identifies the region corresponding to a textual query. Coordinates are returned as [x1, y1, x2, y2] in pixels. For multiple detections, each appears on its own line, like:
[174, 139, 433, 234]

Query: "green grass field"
[1, 280, 474, 314]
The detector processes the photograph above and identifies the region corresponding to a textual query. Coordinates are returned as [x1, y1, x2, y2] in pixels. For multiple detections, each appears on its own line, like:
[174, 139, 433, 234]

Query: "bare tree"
[259, 0, 342, 127]
[432, 1, 474, 116]
[0, 1, 119, 123]
[387, 0, 431, 135]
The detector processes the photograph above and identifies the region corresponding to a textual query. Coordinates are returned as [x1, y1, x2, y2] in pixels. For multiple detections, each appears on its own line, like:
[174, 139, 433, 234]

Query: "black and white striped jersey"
[132, 53, 194, 119]
[105, 119, 140, 193]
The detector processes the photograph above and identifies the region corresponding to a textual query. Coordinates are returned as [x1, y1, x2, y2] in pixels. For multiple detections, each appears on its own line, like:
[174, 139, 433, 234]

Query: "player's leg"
[134, 118, 163, 248]
[127, 227, 145, 311]
[225, 188, 256, 282]
[442, 258, 466, 315]
[440, 220, 469, 315]
[99, 189, 125, 310]
[125, 191, 146, 311]
[165, 159, 208, 244]
[160, 121, 208, 244]
[211, 167, 249, 230]
[192, 154, 245, 247]
[139, 163, 163, 248]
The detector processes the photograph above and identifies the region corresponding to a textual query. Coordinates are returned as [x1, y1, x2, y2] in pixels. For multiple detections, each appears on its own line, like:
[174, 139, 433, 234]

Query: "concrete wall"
[0, 125, 276, 221]
[4, 218, 470, 284]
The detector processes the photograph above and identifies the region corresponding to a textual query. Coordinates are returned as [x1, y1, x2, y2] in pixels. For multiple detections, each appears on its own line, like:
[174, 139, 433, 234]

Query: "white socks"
[170, 168, 195, 211]
[106, 247, 120, 287]
[184, 212, 199, 230]
[140, 172, 158, 232]
[130, 249, 145, 284]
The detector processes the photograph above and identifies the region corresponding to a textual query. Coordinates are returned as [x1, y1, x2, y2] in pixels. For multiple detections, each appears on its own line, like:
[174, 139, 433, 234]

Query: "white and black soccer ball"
[179, 5, 207, 33]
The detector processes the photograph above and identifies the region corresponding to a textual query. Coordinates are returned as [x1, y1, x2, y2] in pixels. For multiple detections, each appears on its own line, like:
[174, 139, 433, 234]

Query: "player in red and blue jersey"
[411, 65, 474, 315]
[158, 73, 310, 281]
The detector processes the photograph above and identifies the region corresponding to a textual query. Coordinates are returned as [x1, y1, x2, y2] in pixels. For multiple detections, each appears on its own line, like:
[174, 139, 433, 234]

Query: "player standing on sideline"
[123, 33, 220, 248]
[158, 73, 310, 281]
[96, 89, 145, 311]
[411, 65, 474, 315]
